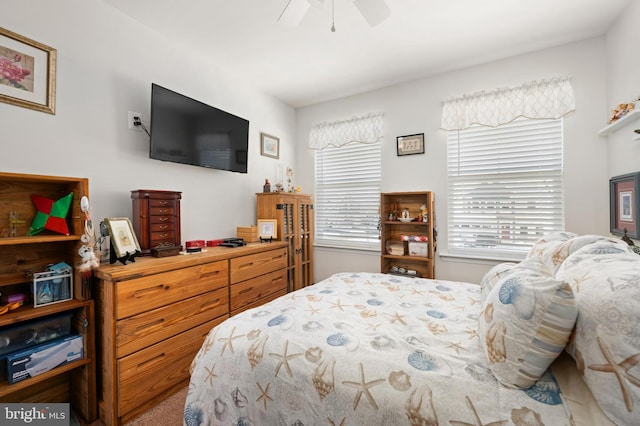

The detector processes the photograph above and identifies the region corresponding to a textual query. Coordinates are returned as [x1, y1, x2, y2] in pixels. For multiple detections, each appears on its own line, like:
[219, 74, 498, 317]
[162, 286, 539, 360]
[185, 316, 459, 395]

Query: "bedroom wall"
[0, 0, 296, 243]
[605, 0, 640, 180]
[296, 37, 610, 284]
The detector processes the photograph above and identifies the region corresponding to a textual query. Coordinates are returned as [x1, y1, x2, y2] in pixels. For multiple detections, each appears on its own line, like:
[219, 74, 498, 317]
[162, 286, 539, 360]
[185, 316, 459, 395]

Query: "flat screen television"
[149, 83, 249, 173]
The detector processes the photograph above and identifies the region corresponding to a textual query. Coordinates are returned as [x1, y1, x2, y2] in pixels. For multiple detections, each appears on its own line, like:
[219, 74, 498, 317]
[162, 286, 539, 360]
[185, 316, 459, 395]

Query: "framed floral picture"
[260, 133, 280, 159]
[104, 217, 141, 259]
[610, 172, 640, 238]
[0, 27, 56, 114]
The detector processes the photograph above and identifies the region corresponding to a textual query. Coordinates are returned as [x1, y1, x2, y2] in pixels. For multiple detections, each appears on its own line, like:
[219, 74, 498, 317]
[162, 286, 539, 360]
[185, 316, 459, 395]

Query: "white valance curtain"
[309, 112, 384, 149]
[440, 76, 575, 131]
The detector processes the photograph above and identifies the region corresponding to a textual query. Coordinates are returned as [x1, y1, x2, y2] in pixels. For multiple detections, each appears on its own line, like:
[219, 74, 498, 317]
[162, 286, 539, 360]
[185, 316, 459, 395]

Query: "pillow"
[526, 233, 607, 276]
[479, 262, 516, 302]
[556, 238, 640, 425]
[478, 261, 577, 389]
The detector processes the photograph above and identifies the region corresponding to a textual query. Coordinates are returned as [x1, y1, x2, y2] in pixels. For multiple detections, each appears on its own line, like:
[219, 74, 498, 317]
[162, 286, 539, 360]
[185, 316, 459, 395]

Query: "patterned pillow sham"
[526, 233, 609, 275]
[478, 262, 578, 389]
[479, 262, 516, 302]
[556, 238, 640, 425]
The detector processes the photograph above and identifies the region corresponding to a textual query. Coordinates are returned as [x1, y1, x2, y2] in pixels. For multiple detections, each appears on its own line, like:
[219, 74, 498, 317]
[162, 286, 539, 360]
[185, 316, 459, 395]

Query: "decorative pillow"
[478, 261, 577, 389]
[29, 193, 74, 236]
[556, 238, 640, 425]
[479, 262, 516, 302]
[525, 233, 608, 276]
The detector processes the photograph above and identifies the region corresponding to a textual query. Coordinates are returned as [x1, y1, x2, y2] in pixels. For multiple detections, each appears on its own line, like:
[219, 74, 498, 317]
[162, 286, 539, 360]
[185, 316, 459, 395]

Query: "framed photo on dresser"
[104, 217, 141, 258]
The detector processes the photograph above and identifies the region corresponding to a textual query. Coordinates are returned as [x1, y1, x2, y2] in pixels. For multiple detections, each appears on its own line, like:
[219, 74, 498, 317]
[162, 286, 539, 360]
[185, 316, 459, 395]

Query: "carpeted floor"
[84, 387, 187, 426]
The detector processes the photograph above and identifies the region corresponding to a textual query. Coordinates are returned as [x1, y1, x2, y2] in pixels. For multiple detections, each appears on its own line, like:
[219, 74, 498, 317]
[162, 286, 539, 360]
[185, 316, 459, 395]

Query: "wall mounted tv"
[149, 83, 249, 173]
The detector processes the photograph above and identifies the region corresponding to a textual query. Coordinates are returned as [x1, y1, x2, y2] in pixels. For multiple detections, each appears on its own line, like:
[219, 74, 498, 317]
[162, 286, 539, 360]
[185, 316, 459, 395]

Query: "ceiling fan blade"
[352, 0, 390, 27]
[278, 0, 311, 26]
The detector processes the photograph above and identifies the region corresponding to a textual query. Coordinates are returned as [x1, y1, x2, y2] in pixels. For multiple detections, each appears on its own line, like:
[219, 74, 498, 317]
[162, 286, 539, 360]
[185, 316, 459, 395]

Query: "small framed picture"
[0, 27, 57, 114]
[397, 133, 425, 156]
[257, 219, 277, 239]
[104, 217, 141, 258]
[260, 133, 280, 159]
[610, 172, 640, 238]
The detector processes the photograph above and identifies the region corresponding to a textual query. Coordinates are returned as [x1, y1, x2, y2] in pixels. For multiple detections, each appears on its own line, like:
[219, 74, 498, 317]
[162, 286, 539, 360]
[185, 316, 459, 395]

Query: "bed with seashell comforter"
[184, 233, 640, 425]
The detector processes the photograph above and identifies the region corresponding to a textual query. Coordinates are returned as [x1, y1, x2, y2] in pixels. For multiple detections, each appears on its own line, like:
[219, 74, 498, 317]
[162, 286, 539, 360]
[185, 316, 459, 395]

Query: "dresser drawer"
[150, 223, 174, 232]
[150, 231, 175, 244]
[230, 269, 287, 312]
[231, 288, 286, 316]
[117, 318, 223, 416]
[116, 286, 229, 358]
[150, 215, 174, 224]
[150, 206, 175, 216]
[149, 199, 176, 208]
[230, 247, 287, 284]
[116, 260, 228, 319]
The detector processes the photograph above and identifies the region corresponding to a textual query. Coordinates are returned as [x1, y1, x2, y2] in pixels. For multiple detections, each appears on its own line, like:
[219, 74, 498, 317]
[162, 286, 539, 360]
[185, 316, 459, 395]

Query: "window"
[314, 140, 382, 250]
[446, 117, 564, 260]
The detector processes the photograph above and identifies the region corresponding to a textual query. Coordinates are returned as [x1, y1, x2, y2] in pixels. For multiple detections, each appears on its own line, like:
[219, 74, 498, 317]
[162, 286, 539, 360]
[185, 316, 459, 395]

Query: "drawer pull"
[239, 262, 254, 270]
[158, 217, 169, 222]
[201, 270, 221, 278]
[136, 318, 165, 332]
[158, 209, 169, 214]
[134, 284, 170, 298]
[137, 352, 166, 370]
[159, 201, 169, 206]
[239, 287, 254, 295]
[159, 225, 168, 230]
[200, 298, 222, 311]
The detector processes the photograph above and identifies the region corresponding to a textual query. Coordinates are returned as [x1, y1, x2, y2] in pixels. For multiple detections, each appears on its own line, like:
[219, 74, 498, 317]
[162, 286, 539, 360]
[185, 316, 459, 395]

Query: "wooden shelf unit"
[380, 191, 435, 279]
[0, 171, 96, 423]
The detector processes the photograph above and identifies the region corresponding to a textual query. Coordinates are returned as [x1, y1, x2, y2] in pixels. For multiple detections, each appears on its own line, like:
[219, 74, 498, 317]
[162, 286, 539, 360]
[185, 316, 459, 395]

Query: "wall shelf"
[598, 107, 640, 136]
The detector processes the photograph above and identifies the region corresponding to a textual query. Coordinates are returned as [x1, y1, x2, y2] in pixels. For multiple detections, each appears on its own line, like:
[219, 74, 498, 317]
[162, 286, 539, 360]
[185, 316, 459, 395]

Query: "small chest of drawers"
[131, 189, 182, 255]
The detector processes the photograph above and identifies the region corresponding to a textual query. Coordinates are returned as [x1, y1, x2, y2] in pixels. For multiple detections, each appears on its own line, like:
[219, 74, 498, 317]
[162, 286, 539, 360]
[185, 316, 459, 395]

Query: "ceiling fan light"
[353, 0, 390, 27]
[278, 0, 311, 26]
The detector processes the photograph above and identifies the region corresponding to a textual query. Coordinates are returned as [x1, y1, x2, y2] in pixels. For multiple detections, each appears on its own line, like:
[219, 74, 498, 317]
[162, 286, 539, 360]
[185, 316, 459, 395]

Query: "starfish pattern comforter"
[184, 272, 571, 425]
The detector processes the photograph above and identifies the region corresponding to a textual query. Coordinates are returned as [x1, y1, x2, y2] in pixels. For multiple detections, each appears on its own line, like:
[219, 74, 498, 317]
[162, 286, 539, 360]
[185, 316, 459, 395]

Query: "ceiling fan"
[278, 0, 391, 30]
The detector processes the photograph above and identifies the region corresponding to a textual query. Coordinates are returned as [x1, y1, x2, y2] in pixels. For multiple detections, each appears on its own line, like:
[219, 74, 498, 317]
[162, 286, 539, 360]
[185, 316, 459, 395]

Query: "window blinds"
[314, 140, 382, 250]
[447, 118, 564, 259]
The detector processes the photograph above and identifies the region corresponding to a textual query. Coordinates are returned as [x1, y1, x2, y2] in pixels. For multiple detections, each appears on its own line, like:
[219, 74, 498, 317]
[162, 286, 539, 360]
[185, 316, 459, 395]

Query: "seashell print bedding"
[184, 272, 572, 425]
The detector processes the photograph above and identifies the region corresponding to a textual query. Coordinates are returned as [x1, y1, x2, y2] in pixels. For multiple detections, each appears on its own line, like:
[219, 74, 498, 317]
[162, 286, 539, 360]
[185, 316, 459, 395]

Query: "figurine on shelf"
[286, 167, 294, 192]
[420, 204, 428, 223]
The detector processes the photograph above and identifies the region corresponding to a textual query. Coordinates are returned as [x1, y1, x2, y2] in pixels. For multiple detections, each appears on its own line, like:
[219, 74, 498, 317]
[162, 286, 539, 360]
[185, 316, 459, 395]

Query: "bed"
[184, 233, 640, 425]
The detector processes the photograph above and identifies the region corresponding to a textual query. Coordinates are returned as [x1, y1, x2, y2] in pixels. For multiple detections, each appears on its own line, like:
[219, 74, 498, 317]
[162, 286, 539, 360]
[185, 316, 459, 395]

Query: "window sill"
[438, 251, 524, 265]
[314, 242, 380, 254]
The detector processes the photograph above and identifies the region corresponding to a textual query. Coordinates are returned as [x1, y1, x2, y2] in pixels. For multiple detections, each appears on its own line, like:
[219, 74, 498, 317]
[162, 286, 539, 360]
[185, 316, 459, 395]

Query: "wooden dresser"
[94, 242, 287, 425]
[131, 189, 182, 255]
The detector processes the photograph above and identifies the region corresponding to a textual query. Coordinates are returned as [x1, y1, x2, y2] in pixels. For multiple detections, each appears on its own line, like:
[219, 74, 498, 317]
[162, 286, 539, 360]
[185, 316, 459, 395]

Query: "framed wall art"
[0, 27, 56, 114]
[260, 132, 280, 159]
[610, 172, 640, 238]
[397, 133, 425, 156]
[257, 219, 277, 240]
[104, 217, 141, 259]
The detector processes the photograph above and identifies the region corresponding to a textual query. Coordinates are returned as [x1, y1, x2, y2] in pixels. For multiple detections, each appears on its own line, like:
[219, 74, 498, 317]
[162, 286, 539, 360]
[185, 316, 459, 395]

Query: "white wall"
[1, 0, 296, 243]
[297, 37, 610, 283]
[605, 0, 640, 178]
